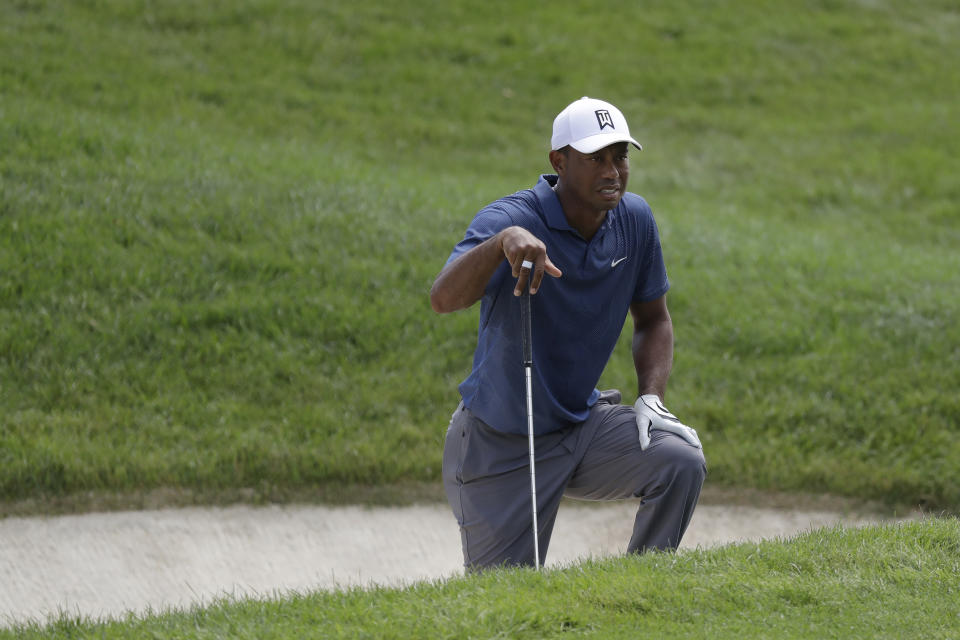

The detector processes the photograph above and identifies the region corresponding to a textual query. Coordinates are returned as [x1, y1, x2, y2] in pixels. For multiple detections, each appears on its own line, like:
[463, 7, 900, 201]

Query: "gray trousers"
[442, 390, 706, 569]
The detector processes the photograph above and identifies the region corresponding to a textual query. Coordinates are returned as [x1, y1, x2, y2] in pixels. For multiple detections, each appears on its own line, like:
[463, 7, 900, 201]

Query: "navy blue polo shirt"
[446, 174, 669, 436]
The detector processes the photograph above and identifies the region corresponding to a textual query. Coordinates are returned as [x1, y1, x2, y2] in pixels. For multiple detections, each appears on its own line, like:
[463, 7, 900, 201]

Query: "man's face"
[553, 142, 631, 214]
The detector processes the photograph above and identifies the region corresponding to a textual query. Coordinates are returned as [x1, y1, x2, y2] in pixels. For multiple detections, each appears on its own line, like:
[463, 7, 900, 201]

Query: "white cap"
[551, 97, 642, 153]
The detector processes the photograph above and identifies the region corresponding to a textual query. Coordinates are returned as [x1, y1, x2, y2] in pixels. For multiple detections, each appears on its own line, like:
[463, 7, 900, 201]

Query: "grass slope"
[1, 0, 959, 509]
[5, 518, 959, 638]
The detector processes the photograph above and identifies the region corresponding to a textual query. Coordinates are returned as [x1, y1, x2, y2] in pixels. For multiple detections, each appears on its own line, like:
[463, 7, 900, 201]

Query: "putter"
[521, 274, 540, 569]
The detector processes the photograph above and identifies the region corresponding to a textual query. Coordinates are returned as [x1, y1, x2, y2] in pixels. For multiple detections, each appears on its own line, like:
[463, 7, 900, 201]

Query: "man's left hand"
[634, 394, 702, 451]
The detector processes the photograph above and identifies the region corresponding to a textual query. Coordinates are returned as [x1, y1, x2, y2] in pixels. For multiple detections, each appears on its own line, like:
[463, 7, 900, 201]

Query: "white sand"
[0, 499, 911, 627]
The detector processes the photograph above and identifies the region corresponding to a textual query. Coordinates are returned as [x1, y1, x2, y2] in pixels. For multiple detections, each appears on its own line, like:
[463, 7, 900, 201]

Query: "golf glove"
[634, 394, 702, 451]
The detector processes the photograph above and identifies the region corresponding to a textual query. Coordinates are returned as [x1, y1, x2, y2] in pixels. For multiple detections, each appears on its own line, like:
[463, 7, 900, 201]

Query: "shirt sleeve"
[633, 211, 670, 303]
[444, 204, 516, 267]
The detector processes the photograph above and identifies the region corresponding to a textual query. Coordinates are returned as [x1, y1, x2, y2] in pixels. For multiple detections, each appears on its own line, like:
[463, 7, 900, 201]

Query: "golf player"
[430, 97, 707, 570]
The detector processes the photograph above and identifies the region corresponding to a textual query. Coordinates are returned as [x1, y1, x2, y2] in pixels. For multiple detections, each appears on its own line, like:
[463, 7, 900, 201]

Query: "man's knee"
[653, 435, 706, 492]
[671, 441, 707, 489]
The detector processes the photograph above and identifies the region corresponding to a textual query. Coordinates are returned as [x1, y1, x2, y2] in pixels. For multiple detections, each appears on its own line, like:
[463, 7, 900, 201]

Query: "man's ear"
[549, 149, 566, 175]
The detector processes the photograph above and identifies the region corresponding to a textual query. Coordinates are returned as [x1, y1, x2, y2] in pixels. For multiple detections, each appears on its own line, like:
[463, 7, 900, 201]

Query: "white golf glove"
[634, 394, 702, 451]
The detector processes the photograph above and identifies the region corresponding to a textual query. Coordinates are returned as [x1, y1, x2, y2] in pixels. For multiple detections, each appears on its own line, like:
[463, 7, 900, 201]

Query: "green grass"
[4, 518, 959, 639]
[3, 2, 960, 635]
[2, 0, 959, 511]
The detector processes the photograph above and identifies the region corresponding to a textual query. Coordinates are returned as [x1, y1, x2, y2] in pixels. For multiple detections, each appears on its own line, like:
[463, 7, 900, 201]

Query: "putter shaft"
[521, 288, 539, 569]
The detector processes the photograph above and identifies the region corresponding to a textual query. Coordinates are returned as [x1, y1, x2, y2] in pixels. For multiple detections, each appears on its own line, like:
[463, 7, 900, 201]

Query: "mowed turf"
[1, 0, 959, 511]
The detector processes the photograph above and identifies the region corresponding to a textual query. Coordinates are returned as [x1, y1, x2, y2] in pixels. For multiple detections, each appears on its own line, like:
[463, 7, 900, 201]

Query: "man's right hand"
[499, 226, 563, 296]
[430, 226, 562, 313]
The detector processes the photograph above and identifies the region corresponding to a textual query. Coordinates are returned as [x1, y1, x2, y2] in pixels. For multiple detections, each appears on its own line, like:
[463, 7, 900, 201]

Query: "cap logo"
[595, 109, 615, 130]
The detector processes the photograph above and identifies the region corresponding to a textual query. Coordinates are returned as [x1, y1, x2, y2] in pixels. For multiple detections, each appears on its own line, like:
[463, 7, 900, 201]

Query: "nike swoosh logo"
[611, 256, 628, 267]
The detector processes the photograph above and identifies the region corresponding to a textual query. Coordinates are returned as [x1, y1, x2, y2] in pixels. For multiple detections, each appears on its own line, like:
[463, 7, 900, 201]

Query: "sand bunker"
[0, 498, 912, 627]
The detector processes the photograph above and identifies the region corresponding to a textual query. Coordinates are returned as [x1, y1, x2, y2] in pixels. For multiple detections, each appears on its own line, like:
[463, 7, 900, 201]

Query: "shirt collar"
[533, 175, 573, 232]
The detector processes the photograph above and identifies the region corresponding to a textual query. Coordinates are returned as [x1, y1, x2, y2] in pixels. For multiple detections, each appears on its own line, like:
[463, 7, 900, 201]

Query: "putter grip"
[521, 289, 532, 366]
